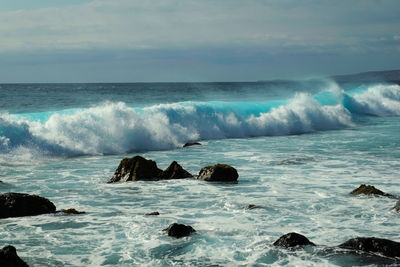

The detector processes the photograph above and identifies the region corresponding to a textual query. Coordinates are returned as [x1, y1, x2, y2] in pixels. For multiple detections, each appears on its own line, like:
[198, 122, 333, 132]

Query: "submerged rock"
[339, 237, 400, 258]
[183, 142, 201, 148]
[0, 192, 56, 219]
[273, 232, 316, 248]
[159, 161, 193, 180]
[0, 245, 29, 267]
[164, 223, 196, 238]
[394, 200, 400, 212]
[197, 164, 238, 182]
[59, 208, 86, 215]
[108, 156, 192, 183]
[245, 204, 263, 210]
[108, 156, 162, 183]
[146, 211, 160, 216]
[350, 184, 395, 198]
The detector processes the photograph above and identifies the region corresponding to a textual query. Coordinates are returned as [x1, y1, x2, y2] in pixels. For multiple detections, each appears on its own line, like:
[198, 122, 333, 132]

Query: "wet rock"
[159, 161, 193, 180]
[0, 192, 56, 219]
[273, 232, 316, 248]
[164, 223, 196, 238]
[183, 142, 201, 148]
[394, 200, 400, 212]
[197, 164, 238, 182]
[350, 184, 395, 198]
[339, 237, 400, 258]
[0, 245, 29, 267]
[146, 211, 160, 216]
[108, 156, 162, 183]
[59, 208, 85, 215]
[245, 204, 263, 210]
[108, 156, 193, 183]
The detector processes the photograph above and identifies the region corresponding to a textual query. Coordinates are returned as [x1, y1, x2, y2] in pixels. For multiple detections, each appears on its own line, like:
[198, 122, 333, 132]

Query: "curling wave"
[0, 83, 399, 156]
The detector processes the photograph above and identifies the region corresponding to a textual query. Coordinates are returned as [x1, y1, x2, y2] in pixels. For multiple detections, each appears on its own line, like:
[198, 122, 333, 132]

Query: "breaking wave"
[0, 83, 399, 156]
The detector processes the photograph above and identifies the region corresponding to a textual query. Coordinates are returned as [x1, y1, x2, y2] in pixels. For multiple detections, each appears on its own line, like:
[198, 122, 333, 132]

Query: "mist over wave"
[0, 83, 399, 157]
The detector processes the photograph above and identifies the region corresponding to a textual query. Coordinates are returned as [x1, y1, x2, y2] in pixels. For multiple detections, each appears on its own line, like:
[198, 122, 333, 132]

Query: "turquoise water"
[0, 80, 399, 266]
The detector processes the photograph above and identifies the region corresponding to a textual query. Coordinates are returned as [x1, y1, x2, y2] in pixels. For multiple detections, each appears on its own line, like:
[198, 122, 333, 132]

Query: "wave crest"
[1, 83, 399, 156]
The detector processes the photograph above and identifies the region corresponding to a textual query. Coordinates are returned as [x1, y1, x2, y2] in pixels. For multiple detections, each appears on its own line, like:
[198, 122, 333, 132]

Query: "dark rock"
[0, 192, 56, 219]
[198, 164, 238, 182]
[339, 237, 400, 258]
[350, 184, 395, 198]
[108, 156, 162, 183]
[273, 232, 316, 248]
[108, 156, 193, 183]
[146, 211, 160, 216]
[59, 208, 85, 215]
[164, 223, 196, 238]
[159, 161, 193, 180]
[245, 204, 263, 210]
[0, 245, 29, 267]
[183, 142, 201, 148]
[394, 200, 400, 212]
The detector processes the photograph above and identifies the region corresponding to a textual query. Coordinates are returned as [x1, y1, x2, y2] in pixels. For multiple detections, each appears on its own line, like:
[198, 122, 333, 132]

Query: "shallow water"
[0, 80, 399, 266]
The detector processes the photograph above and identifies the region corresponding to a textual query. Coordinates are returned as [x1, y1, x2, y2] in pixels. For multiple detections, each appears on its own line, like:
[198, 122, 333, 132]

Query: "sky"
[0, 0, 399, 83]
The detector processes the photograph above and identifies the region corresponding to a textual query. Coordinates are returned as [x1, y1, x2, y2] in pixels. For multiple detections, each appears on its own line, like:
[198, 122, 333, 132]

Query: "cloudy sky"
[0, 0, 399, 82]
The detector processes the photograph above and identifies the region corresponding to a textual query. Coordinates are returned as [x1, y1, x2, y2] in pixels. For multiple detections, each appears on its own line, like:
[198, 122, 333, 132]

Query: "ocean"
[0, 78, 399, 266]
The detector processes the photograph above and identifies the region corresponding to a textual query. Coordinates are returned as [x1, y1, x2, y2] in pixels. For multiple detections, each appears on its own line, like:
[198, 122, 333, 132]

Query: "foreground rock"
[183, 142, 201, 148]
[339, 237, 400, 258]
[273, 232, 316, 248]
[197, 164, 238, 182]
[164, 223, 196, 238]
[108, 156, 192, 183]
[0, 193, 56, 219]
[0, 245, 29, 267]
[350, 184, 395, 198]
[159, 161, 193, 180]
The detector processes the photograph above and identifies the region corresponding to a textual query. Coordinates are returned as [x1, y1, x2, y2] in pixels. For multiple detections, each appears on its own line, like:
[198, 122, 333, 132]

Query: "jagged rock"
[183, 142, 201, 148]
[197, 164, 238, 182]
[108, 156, 162, 183]
[146, 211, 160, 216]
[164, 223, 196, 238]
[273, 232, 316, 248]
[350, 184, 395, 198]
[0, 245, 29, 267]
[159, 161, 193, 180]
[108, 156, 193, 183]
[59, 208, 85, 215]
[0, 192, 56, 219]
[339, 237, 400, 258]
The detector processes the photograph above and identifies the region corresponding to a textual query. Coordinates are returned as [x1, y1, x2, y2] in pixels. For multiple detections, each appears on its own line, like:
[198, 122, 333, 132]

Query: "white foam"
[347, 84, 400, 116]
[0, 94, 356, 156]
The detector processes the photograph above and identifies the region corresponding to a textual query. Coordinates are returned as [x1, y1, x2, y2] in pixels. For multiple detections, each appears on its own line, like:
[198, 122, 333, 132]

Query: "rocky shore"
[1, 153, 399, 265]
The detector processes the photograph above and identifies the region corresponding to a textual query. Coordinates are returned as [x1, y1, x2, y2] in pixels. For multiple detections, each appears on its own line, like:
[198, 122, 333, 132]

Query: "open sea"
[0, 78, 399, 266]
